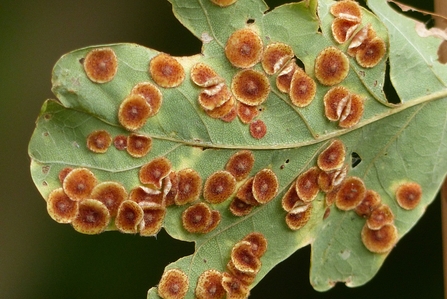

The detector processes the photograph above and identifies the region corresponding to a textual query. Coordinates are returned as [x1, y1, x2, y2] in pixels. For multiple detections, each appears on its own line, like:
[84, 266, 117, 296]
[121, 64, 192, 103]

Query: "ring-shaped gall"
[355, 189, 382, 218]
[90, 181, 128, 217]
[191, 62, 223, 87]
[289, 68, 317, 108]
[158, 268, 189, 299]
[221, 272, 250, 299]
[127, 133, 152, 158]
[231, 241, 261, 275]
[203, 170, 237, 204]
[332, 18, 359, 44]
[182, 202, 212, 233]
[249, 119, 267, 140]
[86, 130, 112, 153]
[118, 94, 152, 131]
[139, 156, 172, 189]
[276, 60, 298, 93]
[339, 93, 364, 128]
[225, 28, 263, 68]
[72, 199, 110, 235]
[356, 36, 387, 68]
[237, 101, 259, 124]
[199, 83, 232, 111]
[361, 223, 398, 254]
[323, 86, 350, 121]
[83, 48, 118, 83]
[175, 168, 202, 205]
[205, 95, 236, 119]
[315, 46, 349, 86]
[367, 204, 394, 230]
[195, 269, 225, 299]
[58, 167, 73, 184]
[252, 168, 279, 204]
[242, 232, 267, 258]
[63, 168, 97, 201]
[201, 210, 221, 234]
[330, 0, 362, 22]
[225, 150, 255, 182]
[139, 202, 166, 236]
[232, 69, 270, 106]
[285, 204, 313, 231]
[282, 183, 306, 212]
[395, 182, 422, 210]
[113, 135, 127, 150]
[235, 177, 259, 206]
[47, 188, 78, 223]
[261, 42, 294, 75]
[317, 139, 346, 172]
[131, 82, 163, 117]
[115, 200, 144, 234]
[149, 53, 185, 88]
[295, 167, 321, 203]
[210, 0, 238, 7]
[229, 197, 254, 216]
[129, 186, 163, 205]
[335, 176, 366, 210]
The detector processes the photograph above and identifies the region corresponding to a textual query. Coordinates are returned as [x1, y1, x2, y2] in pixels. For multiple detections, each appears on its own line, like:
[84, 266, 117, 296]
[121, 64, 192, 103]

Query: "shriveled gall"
[199, 83, 232, 111]
[348, 24, 376, 55]
[175, 168, 202, 205]
[83, 48, 118, 83]
[315, 46, 349, 86]
[323, 86, 351, 121]
[201, 210, 221, 234]
[205, 95, 235, 119]
[126, 133, 152, 158]
[332, 18, 359, 44]
[235, 178, 258, 206]
[225, 28, 263, 68]
[115, 200, 144, 234]
[252, 168, 279, 204]
[47, 188, 78, 223]
[242, 232, 267, 258]
[282, 183, 306, 212]
[249, 119, 267, 140]
[182, 202, 212, 233]
[113, 135, 127, 150]
[367, 204, 394, 230]
[295, 167, 321, 203]
[139, 202, 166, 236]
[229, 197, 254, 216]
[63, 168, 97, 201]
[289, 68, 317, 107]
[90, 181, 127, 217]
[149, 53, 185, 88]
[158, 268, 189, 299]
[131, 82, 163, 116]
[165, 172, 178, 206]
[195, 269, 225, 299]
[204, 170, 237, 204]
[325, 187, 339, 207]
[190, 62, 223, 87]
[276, 60, 298, 93]
[129, 186, 163, 205]
[338, 93, 364, 128]
[226, 150, 255, 181]
[86, 130, 112, 153]
[330, 0, 362, 22]
[232, 69, 270, 106]
[58, 167, 73, 184]
[318, 139, 346, 172]
[318, 165, 348, 193]
[355, 189, 382, 218]
[231, 241, 261, 274]
[356, 37, 386, 68]
[395, 182, 422, 210]
[118, 94, 152, 131]
[72, 199, 110, 234]
[335, 176, 366, 210]
[261, 42, 294, 75]
[221, 272, 250, 299]
[236, 102, 259, 124]
[210, 0, 238, 8]
[139, 156, 172, 189]
[361, 223, 398, 253]
[285, 204, 313, 230]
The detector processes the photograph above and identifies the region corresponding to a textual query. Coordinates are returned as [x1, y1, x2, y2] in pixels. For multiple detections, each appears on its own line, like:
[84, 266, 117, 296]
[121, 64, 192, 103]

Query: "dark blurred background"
[0, 0, 442, 298]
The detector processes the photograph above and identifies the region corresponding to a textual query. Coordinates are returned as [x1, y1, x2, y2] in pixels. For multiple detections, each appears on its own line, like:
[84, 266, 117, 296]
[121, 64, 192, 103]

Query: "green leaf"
[29, 0, 447, 297]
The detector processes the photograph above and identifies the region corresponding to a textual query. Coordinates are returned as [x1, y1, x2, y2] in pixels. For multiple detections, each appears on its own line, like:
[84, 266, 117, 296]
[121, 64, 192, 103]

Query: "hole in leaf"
[384, 59, 400, 104]
[294, 56, 305, 72]
[246, 18, 255, 24]
[351, 152, 362, 168]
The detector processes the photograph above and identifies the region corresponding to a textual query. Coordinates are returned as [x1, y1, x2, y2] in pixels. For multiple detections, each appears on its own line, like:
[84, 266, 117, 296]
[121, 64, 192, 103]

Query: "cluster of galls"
[156, 232, 267, 299]
[87, 130, 152, 158]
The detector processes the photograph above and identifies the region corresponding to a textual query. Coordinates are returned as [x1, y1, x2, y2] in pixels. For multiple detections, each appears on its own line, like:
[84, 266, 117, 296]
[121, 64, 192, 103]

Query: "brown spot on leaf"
[115, 200, 144, 234]
[158, 269, 189, 299]
[315, 46, 349, 86]
[355, 189, 382, 218]
[220, 105, 238, 122]
[139, 157, 172, 189]
[221, 272, 250, 299]
[165, 172, 178, 206]
[201, 210, 221, 234]
[175, 168, 202, 205]
[58, 167, 73, 184]
[318, 165, 348, 193]
[281, 183, 306, 212]
[226, 260, 256, 286]
[323, 86, 350, 121]
[330, 0, 362, 22]
[252, 168, 278, 204]
[149, 53, 185, 88]
[199, 83, 232, 110]
[285, 204, 312, 230]
[318, 139, 346, 172]
[261, 42, 294, 75]
[182, 202, 212, 233]
[139, 202, 166, 236]
[276, 60, 298, 93]
[231, 241, 261, 274]
[118, 94, 152, 131]
[113, 135, 127, 150]
[225, 28, 263, 68]
[242, 232, 267, 258]
[361, 223, 398, 253]
[86, 130, 112, 153]
[72, 199, 110, 234]
[235, 177, 259, 206]
[131, 82, 163, 116]
[367, 204, 394, 230]
[232, 69, 270, 106]
[90, 181, 127, 217]
[236, 101, 259, 124]
[47, 188, 78, 223]
[395, 182, 422, 210]
[249, 119, 267, 140]
[225, 150, 255, 181]
[63, 168, 97, 201]
[356, 37, 387, 68]
[191, 62, 223, 87]
[205, 95, 236, 119]
[210, 0, 238, 7]
[338, 93, 364, 128]
[83, 48, 118, 83]
[289, 68, 317, 107]
[127, 133, 152, 158]
[335, 176, 366, 210]
[203, 171, 237, 204]
[331, 18, 359, 44]
[195, 269, 225, 299]
[129, 186, 163, 205]
[229, 197, 254, 216]
[295, 167, 321, 203]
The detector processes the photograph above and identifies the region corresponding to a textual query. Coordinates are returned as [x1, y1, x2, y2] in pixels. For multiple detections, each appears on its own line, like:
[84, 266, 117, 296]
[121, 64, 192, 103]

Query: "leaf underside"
[28, 0, 447, 297]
